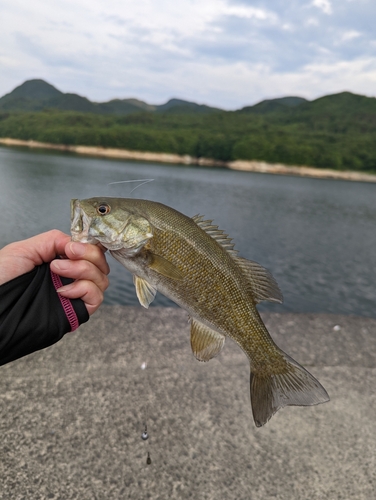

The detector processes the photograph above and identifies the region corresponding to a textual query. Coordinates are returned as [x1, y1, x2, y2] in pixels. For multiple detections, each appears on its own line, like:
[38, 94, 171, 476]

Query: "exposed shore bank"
[2, 136, 376, 183]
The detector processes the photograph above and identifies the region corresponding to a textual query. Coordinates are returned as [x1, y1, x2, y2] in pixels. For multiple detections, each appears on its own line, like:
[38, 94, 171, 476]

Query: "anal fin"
[190, 319, 225, 362]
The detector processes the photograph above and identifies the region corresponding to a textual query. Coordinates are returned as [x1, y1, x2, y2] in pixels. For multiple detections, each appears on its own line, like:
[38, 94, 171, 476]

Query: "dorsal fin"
[192, 214, 238, 257]
[234, 257, 283, 304]
[192, 215, 282, 304]
[192, 215, 283, 303]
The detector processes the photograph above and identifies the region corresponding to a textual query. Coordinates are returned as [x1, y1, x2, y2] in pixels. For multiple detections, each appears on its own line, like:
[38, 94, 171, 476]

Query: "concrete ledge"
[1, 307, 375, 499]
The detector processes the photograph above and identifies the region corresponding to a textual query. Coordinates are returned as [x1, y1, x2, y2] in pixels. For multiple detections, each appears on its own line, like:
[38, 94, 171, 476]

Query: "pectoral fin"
[148, 253, 184, 280]
[190, 319, 226, 362]
[133, 275, 157, 308]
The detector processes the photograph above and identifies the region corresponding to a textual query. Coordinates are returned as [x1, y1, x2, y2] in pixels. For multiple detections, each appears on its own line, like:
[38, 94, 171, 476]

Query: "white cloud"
[0, 0, 375, 108]
[221, 5, 277, 21]
[312, 0, 333, 15]
[340, 30, 362, 42]
[306, 17, 319, 26]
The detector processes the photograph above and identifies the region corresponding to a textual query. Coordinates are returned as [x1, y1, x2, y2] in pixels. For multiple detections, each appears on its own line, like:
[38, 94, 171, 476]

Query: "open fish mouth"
[70, 199, 95, 243]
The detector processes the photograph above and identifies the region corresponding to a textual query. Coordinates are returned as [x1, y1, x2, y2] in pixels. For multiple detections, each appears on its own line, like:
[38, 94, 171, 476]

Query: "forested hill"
[0, 79, 222, 115]
[0, 79, 375, 172]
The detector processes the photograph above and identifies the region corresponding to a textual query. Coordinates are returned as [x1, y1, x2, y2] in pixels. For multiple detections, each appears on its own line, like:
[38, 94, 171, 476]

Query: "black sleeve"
[0, 263, 89, 366]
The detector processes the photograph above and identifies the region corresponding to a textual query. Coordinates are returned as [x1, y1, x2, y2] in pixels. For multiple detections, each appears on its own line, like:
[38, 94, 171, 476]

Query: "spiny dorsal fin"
[190, 318, 226, 362]
[234, 257, 283, 304]
[192, 214, 238, 257]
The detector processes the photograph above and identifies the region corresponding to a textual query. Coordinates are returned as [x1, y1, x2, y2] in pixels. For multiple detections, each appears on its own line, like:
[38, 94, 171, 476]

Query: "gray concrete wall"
[1, 306, 375, 499]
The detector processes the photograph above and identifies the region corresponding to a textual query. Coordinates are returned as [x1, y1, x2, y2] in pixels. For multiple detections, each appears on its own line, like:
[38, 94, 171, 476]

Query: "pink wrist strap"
[50, 271, 80, 332]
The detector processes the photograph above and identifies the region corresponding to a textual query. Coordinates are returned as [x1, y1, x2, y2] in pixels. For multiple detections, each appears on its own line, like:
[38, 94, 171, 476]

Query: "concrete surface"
[0, 306, 375, 499]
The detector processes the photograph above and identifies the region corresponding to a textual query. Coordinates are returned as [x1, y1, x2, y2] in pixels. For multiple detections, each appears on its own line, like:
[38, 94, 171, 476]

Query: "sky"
[1, 0, 375, 109]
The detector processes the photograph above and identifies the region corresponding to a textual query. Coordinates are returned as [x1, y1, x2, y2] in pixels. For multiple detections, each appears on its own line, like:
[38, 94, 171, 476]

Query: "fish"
[71, 197, 329, 427]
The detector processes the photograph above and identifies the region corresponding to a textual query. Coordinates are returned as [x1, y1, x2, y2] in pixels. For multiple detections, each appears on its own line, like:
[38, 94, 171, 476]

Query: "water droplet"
[146, 452, 152, 465]
[141, 431, 149, 440]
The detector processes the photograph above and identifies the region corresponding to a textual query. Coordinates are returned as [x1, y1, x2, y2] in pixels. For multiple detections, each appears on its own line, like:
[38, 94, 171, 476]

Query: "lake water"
[1, 145, 376, 317]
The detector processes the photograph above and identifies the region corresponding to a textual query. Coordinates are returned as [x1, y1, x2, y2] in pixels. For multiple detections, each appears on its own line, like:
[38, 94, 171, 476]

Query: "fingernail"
[56, 283, 74, 293]
[69, 242, 86, 257]
[52, 260, 68, 271]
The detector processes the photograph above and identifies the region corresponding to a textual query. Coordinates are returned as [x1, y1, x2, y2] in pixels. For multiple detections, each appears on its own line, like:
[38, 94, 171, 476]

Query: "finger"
[56, 280, 104, 315]
[50, 259, 109, 293]
[29, 230, 71, 262]
[4, 230, 71, 266]
[0, 230, 71, 284]
[64, 241, 110, 275]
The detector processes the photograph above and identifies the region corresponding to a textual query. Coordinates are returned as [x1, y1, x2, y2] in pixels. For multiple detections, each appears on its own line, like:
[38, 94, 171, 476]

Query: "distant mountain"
[0, 79, 220, 115]
[155, 98, 221, 114]
[2, 79, 63, 101]
[240, 92, 376, 117]
[296, 91, 376, 115]
[240, 96, 308, 114]
[0, 79, 61, 112]
[2, 80, 375, 119]
[0, 80, 144, 115]
[1, 81, 375, 173]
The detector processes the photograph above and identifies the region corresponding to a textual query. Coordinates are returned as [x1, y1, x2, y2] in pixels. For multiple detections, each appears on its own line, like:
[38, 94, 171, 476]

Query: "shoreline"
[1, 136, 376, 183]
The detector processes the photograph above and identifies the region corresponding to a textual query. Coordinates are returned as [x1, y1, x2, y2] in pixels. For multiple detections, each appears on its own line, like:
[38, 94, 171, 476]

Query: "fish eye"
[97, 204, 111, 215]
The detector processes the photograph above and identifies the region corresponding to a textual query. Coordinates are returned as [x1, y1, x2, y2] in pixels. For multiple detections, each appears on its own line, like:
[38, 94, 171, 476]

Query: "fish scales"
[134, 203, 274, 361]
[71, 197, 329, 426]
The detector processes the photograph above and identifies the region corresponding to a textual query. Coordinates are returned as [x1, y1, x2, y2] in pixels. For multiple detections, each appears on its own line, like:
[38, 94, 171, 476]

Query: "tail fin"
[250, 352, 329, 427]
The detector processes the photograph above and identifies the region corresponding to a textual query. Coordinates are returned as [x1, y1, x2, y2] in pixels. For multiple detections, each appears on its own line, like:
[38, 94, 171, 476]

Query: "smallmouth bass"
[71, 197, 329, 426]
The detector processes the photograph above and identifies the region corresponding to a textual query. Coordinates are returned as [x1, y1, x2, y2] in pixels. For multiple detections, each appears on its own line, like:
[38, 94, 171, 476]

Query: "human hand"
[0, 230, 109, 315]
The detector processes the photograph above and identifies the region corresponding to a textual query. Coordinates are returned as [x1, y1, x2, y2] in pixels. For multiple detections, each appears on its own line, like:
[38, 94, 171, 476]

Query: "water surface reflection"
[1, 145, 376, 317]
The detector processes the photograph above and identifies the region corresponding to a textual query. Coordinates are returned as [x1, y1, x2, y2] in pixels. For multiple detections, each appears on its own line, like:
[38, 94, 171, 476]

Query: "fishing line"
[108, 178, 154, 194]
[138, 341, 171, 467]
[140, 361, 149, 433]
[140, 358, 153, 466]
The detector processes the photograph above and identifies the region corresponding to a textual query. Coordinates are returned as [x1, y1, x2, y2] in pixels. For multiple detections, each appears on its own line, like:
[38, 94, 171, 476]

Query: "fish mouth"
[70, 199, 96, 243]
